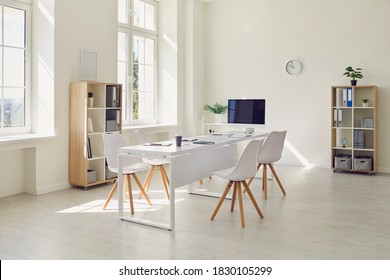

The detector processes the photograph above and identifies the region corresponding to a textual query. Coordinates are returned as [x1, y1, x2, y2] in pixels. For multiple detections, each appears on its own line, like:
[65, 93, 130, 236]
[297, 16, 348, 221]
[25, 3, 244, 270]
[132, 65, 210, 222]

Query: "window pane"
[145, 2, 155, 31]
[145, 38, 155, 65]
[138, 64, 145, 91]
[3, 88, 25, 127]
[4, 6, 25, 48]
[4, 47, 25, 87]
[133, 36, 144, 63]
[118, 0, 128, 24]
[133, 0, 144, 29]
[132, 63, 139, 91]
[133, 91, 138, 120]
[144, 65, 154, 92]
[118, 32, 128, 62]
[138, 92, 154, 119]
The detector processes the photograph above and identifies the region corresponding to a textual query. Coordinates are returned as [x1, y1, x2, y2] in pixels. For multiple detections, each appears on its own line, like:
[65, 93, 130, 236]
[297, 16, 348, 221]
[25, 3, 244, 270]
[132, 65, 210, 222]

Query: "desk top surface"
[119, 132, 268, 157]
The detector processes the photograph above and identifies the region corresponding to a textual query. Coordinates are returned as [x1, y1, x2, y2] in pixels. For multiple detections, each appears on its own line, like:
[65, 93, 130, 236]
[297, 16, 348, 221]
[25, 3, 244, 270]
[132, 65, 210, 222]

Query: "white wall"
[195, 0, 390, 171]
[184, 0, 206, 136]
[158, 0, 179, 125]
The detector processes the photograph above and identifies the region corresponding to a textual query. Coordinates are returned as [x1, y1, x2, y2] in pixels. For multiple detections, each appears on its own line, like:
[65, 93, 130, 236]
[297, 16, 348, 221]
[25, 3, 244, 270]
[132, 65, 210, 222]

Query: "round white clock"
[286, 60, 302, 75]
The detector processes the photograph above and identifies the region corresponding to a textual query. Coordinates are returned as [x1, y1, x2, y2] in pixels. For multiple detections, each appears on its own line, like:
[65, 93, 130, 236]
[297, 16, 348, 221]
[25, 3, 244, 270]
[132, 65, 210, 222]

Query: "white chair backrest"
[103, 132, 137, 172]
[258, 130, 287, 163]
[228, 138, 264, 181]
[134, 130, 147, 144]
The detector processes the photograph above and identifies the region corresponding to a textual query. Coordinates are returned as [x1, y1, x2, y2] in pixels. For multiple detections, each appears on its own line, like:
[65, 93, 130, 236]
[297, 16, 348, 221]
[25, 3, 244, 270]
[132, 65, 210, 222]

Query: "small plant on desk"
[203, 102, 228, 114]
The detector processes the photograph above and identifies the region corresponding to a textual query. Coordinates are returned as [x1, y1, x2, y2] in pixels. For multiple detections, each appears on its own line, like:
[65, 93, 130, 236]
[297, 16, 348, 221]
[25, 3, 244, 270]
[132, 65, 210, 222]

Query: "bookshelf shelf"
[331, 85, 377, 174]
[70, 81, 122, 188]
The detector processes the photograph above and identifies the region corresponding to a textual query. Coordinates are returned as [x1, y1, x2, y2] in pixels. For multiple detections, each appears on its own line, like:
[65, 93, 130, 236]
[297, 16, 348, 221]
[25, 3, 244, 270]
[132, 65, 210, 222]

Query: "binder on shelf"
[336, 88, 343, 107]
[106, 85, 120, 108]
[105, 109, 120, 132]
[337, 109, 343, 127]
[342, 89, 348, 107]
[333, 109, 338, 127]
[347, 88, 352, 107]
[359, 130, 365, 148]
[353, 130, 365, 149]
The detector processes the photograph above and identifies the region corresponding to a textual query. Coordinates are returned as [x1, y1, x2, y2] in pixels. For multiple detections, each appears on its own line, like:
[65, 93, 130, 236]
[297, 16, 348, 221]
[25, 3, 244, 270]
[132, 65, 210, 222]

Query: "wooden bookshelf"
[69, 81, 122, 189]
[331, 85, 377, 174]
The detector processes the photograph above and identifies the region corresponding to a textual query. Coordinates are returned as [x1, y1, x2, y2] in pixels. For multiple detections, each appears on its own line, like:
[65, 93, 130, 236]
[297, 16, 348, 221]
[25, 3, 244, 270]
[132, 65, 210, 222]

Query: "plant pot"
[350, 80, 357, 86]
[362, 102, 369, 107]
[213, 114, 225, 123]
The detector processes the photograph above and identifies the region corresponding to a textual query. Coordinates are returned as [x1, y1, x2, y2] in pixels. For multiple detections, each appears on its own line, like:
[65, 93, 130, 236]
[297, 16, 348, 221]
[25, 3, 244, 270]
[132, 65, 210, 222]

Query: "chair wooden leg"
[237, 182, 245, 228]
[263, 164, 268, 200]
[125, 175, 134, 215]
[268, 164, 286, 196]
[247, 163, 261, 188]
[131, 173, 152, 206]
[160, 165, 170, 186]
[211, 181, 233, 221]
[242, 180, 264, 219]
[139, 166, 155, 199]
[158, 166, 170, 200]
[230, 182, 238, 212]
[102, 179, 118, 209]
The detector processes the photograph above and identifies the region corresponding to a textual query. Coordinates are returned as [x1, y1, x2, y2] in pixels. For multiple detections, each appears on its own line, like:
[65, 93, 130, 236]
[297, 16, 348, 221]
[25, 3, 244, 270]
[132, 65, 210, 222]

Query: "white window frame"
[118, 0, 158, 126]
[0, 0, 31, 135]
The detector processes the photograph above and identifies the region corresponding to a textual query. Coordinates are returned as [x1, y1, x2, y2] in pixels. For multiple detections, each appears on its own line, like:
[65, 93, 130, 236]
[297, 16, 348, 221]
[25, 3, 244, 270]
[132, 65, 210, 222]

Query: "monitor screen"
[227, 99, 266, 125]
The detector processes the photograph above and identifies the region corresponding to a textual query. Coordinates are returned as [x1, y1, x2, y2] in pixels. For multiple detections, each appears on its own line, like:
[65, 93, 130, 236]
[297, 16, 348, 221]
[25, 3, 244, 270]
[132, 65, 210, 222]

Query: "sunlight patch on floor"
[56, 190, 186, 214]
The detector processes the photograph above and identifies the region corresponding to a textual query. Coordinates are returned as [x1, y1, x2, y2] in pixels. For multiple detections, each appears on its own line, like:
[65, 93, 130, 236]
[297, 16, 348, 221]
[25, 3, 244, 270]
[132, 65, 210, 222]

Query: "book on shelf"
[87, 136, 92, 158]
[87, 117, 94, 133]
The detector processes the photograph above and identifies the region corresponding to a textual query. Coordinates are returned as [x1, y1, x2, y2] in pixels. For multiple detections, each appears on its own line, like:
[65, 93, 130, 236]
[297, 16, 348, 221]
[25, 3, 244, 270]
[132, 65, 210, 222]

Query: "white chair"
[102, 132, 152, 214]
[210, 139, 265, 227]
[134, 130, 171, 200]
[247, 130, 287, 200]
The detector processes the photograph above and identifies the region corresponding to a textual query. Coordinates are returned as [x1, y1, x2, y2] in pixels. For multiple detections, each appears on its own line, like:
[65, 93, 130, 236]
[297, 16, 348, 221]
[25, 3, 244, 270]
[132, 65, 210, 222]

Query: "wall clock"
[285, 59, 302, 75]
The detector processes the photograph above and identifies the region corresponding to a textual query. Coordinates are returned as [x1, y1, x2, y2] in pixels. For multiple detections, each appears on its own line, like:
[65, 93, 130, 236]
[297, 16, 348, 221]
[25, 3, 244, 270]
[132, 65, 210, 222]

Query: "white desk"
[117, 132, 267, 230]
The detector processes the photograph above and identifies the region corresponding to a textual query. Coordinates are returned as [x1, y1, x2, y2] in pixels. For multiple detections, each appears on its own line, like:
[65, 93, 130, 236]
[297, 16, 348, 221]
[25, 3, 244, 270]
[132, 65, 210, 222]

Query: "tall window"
[118, 0, 158, 125]
[0, 1, 30, 134]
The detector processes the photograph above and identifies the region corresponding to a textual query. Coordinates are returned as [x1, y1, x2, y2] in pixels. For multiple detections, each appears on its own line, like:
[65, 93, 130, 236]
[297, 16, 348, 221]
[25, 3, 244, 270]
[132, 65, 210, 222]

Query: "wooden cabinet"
[331, 85, 377, 174]
[70, 81, 122, 189]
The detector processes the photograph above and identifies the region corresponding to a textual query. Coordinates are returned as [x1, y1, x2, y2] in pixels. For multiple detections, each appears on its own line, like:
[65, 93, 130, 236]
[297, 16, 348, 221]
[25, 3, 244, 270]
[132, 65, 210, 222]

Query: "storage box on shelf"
[331, 85, 377, 174]
[70, 81, 122, 189]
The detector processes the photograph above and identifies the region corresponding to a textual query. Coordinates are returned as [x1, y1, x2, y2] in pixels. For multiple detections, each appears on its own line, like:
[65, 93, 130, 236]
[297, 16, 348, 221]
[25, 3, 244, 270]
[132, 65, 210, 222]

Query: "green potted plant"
[204, 102, 228, 123]
[362, 98, 369, 107]
[343, 66, 363, 86]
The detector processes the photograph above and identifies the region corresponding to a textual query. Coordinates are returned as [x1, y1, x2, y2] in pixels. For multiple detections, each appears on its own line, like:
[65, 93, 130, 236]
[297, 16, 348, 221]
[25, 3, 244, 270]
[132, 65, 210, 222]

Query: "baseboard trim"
[33, 181, 71, 195]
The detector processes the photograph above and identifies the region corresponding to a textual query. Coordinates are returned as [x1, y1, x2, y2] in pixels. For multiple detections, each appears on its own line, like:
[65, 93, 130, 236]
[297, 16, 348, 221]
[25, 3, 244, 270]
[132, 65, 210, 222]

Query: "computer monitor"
[227, 99, 266, 125]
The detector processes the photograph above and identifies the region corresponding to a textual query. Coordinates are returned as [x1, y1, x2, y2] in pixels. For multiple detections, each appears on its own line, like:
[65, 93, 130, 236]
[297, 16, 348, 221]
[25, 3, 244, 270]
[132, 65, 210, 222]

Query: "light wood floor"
[1, 165, 390, 260]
